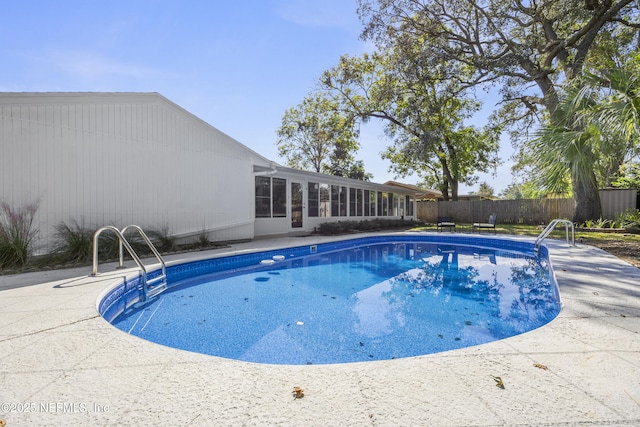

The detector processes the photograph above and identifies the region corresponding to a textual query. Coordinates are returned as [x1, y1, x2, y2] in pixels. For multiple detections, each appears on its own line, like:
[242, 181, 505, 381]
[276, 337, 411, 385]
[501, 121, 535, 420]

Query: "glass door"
[291, 182, 303, 229]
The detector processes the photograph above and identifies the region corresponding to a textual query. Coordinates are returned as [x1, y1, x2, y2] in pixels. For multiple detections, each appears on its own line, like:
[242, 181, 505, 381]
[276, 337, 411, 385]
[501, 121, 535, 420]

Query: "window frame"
[255, 176, 272, 218]
[254, 176, 287, 219]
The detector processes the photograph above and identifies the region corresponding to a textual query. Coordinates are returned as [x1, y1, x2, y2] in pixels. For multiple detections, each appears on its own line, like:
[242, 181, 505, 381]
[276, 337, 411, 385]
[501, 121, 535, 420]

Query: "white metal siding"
[1, 93, 269, 252]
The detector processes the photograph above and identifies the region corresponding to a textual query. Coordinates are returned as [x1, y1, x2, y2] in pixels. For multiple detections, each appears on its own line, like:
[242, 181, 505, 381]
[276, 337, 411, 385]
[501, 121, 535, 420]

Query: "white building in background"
[0, 92, 416, 253]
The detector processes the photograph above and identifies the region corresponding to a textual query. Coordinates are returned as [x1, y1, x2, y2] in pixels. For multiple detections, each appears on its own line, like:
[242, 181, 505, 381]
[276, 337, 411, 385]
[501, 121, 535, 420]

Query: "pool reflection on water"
[110, 240, 561, 365]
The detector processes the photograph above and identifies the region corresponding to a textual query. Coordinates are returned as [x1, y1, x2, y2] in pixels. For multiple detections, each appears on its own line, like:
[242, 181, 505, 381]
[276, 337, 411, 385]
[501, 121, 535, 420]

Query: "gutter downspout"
[253, 162, 278, 176]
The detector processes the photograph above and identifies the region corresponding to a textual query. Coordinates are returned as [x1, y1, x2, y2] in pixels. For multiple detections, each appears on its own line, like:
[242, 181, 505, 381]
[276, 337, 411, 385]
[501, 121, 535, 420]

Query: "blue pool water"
[103, 236, 561, 365]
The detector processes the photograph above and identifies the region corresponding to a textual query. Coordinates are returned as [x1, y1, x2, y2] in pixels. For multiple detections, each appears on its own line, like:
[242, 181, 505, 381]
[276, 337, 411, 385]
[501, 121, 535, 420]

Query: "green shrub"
[197, 231, 210, 248]
[96, 229, 121, 261]
[110, 228, 154, 260]
[146, 225, 176, 252]
[52, 219, 93, 264]
[614, 209, 640, 229]
[0, 200, 40, 269]
[318, 221, 351, 235]
[317, 219, 418, 235]
[93, 230, 144, 262]
[584, 217, 613, 229]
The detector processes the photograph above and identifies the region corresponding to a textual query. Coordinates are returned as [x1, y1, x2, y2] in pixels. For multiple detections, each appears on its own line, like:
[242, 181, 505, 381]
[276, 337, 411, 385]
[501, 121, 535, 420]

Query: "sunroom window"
[255, 176, 286, 218]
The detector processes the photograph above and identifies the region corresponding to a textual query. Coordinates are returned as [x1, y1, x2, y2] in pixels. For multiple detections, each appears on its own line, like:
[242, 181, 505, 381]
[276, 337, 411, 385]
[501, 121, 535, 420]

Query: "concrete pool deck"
[1, 232, 639, 426]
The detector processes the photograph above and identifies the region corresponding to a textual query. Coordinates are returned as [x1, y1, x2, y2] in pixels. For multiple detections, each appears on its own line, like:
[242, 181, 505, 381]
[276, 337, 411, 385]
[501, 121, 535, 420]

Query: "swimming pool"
[99, 234, 561, 364]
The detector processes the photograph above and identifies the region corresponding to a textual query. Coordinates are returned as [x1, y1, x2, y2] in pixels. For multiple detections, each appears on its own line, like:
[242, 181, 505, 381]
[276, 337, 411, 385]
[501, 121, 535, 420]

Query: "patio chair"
[437, 216, 456, 232]
[473, 214, 497, 234]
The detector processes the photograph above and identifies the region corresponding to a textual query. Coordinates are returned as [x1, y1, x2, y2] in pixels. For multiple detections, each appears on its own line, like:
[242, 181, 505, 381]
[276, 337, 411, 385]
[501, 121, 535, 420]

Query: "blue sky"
[1, 0, 513, 194]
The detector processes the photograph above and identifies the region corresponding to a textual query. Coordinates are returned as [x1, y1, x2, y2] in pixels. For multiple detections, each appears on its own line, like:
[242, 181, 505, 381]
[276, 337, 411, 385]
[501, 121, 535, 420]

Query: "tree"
[477, 182, 495, 197]
[588, 65, 640, 158]
[327, 158, 373, 181]
[320, 48, 500, 200]
[612, 163, 640, 189]
[499, 183, 523, 200]
[276, 92, 361, 175]
[356, 0, 639, 219]
[527, 110, 603, 223]
[526, 64, 640, 222]
[566, 64, 640, 189]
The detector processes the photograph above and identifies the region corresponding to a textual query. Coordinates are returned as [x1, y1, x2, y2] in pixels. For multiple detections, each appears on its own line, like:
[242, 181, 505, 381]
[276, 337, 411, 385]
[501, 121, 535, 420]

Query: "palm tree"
[589, 66, 640, 153]
[527, 64, 640, 224]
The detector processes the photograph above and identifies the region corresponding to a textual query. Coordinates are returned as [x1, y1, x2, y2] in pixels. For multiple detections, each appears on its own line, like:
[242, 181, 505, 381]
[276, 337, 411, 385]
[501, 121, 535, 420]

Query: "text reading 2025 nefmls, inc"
[1, 402, 110, 414]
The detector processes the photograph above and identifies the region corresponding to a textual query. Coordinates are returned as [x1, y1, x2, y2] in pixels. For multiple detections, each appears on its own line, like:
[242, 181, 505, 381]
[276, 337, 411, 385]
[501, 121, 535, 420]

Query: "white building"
[1, 92, 416, 253]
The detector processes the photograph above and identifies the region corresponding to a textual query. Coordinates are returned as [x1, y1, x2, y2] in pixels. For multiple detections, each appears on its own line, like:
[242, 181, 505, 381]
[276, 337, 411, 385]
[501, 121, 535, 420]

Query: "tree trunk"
[440, 180, 450, 201]
[439, 156, 458, 201]
[450, 179, 459, 201]
[571, 171, 602, 224]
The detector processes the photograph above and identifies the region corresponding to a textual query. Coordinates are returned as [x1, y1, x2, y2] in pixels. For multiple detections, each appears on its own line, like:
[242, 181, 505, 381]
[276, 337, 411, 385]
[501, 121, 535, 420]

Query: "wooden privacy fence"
[417, 198, 576, 225]
[599, 188, 638, 220]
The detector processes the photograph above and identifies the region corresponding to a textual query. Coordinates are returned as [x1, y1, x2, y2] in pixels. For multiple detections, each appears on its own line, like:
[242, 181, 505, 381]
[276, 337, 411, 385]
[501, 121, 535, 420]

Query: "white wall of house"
[1, 92, 272, 252]
[1, 92, 417, 256]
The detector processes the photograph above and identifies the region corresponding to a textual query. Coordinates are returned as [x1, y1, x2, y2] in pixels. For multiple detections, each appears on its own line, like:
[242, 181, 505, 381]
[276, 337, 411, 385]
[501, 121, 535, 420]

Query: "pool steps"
[91, 225, 168, 301]
[535, 219, 575, 254]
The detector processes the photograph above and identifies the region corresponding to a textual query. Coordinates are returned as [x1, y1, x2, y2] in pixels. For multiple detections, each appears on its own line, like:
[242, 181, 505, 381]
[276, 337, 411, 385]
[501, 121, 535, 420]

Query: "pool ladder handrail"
[91, 225, 167, 300]
[535, 219, 575, 254]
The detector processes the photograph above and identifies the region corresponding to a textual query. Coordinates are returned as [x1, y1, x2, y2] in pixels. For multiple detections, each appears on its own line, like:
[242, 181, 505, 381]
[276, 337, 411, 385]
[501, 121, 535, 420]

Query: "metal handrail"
[119, 225, 166, 278]
[535, 219, 575, 253]
[91, 226, 148, 279]
[91, 225, 167, 301]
